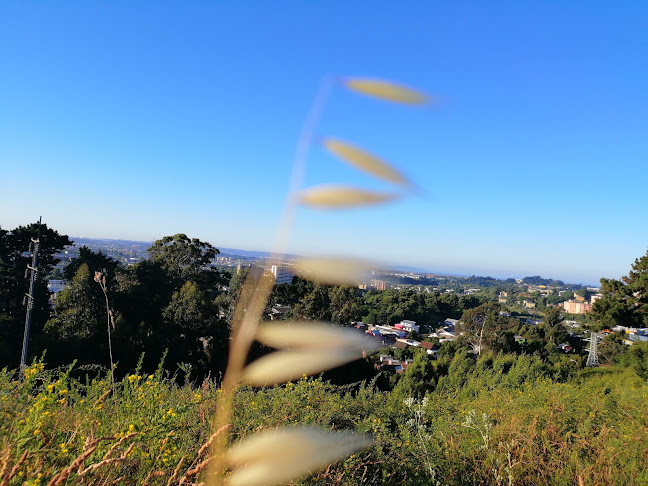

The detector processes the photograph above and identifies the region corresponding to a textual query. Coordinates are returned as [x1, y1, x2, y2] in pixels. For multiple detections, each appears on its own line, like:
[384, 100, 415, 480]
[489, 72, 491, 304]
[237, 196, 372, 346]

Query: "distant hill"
[71, 237, 152, 248]
[70, 238, 297, 261]
[218, 247, 272, 259]
[386, 265, 430, 274]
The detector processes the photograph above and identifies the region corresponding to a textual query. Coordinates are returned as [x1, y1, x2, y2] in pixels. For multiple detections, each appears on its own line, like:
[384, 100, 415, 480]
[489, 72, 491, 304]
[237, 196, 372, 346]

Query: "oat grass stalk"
[209, 77, 337, 484]
[208, 76, 429, 486]
[0, 448, 12, 486]
[94, 271, 115, 386]
[47, 435, 117, 486]
[0, 449, 28, 486]
[178, 425, 231, 486]
[69, 442, 135, 485]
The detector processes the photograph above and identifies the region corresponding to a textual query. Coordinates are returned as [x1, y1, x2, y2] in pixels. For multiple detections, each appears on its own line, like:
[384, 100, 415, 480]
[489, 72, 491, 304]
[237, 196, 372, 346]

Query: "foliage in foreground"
[2, 354, 648, 485]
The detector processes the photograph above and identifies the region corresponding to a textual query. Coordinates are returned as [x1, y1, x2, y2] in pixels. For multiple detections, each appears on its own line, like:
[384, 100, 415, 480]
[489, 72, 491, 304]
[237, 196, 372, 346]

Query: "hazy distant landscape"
[67, 236, 597, 286]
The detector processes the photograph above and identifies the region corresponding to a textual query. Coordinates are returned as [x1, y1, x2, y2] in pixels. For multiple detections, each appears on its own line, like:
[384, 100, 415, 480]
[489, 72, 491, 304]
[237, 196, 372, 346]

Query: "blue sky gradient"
[1, 1, 646, 285]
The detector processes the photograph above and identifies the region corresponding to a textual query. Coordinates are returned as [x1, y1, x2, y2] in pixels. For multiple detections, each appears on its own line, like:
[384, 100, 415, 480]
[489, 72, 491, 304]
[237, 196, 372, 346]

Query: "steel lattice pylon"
[586, 331, 600, 367]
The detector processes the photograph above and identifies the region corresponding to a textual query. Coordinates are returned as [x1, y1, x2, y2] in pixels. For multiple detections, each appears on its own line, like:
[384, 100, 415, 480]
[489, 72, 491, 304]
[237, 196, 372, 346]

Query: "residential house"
[395, 320, 419, 333]
[627, 329, 648, 343]
[564, 320, 581, 328]
[419, 341, 438, 356]
[590, 294, 603, 304]
[558, 343, 574, 353]
[270, 304, 291, 319]
[436, 331, 457, 343]
[377, 355, 402, 372]
[442, 318, 460, 328]
[395, 338, 421, 347]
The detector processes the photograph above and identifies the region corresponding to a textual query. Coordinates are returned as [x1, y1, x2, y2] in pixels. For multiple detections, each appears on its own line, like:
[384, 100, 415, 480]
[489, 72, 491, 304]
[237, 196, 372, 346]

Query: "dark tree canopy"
[544, 306, 563, 328]
[0, 222, 71, 367]
[591, 248, 648, 329]
[522, 275, 565, 287]
[64, 246, 119, 281]
[45, 263, 104, 342]
[623, 249, 648, 310]
[148, 234, 219, 283]
[33, 231, 229, 378]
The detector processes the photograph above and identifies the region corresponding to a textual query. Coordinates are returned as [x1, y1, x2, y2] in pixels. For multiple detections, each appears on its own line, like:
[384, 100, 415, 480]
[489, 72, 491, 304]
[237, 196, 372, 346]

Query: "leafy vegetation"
[590, 249, 648, 330]
[1, 352, 647, 485]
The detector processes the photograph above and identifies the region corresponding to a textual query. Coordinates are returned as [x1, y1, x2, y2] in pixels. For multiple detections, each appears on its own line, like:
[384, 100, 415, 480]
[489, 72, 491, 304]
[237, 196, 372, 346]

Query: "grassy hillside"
[2, 354, 647, 485]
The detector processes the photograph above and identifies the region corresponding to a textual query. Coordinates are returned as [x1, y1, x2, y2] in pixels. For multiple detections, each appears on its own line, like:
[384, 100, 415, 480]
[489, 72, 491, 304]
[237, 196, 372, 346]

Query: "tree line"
[0, 223, 487, 379]
[2, 221, 647, 382]
[0, 228, 232, 377]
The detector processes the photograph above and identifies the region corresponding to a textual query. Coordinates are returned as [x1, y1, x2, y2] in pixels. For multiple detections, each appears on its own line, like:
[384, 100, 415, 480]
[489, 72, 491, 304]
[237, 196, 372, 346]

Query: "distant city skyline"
[2, 2, 646, 288]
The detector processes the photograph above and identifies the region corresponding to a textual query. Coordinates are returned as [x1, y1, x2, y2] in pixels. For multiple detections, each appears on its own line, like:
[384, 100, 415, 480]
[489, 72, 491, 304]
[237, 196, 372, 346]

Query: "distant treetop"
[522, 276, 565, 287]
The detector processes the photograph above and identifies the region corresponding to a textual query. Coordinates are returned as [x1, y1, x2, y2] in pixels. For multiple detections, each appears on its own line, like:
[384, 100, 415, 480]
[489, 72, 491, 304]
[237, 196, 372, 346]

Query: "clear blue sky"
[1, 1, 646, 286]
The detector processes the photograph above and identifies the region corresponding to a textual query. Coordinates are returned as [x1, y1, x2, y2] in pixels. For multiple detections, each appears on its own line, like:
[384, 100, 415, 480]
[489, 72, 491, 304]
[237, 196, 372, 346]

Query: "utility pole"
[20, 217, 42, 375]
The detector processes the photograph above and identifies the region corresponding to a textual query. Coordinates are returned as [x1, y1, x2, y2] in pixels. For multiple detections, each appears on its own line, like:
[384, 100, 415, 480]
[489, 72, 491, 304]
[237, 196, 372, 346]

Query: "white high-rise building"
[271, 265, 294, 284]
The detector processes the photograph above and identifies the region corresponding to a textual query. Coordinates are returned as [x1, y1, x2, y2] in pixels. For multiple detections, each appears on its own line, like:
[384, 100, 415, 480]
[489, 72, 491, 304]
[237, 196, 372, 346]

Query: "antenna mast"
[20, 217, 42, 374]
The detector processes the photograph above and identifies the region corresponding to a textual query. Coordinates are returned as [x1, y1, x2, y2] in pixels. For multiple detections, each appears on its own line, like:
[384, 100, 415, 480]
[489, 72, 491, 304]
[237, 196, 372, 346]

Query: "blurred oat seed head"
[226, 427, 373, 486]
[294, 256, 378, 286]
[242, 321, 381, 386]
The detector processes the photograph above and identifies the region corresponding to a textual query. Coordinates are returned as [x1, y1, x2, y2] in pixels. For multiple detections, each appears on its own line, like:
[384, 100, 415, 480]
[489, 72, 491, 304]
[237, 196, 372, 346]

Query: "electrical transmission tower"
[20, 217, 41, 376]
[585, 331, 600, 367]
[474, 314, 486, 356]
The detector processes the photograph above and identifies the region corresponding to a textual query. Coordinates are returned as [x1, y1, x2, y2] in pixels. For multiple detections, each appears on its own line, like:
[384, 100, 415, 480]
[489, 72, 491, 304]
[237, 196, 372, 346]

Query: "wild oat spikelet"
[294, 256, 378, 286]
[345, 78, 429, 105]
[254, 321, 376, 350]
[242, 349, 361, 387]
[225, 427, 372, 486]
[322, 138, 411, 187]
[241, 322, 379, 386]
[299, 184, 399, 209]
